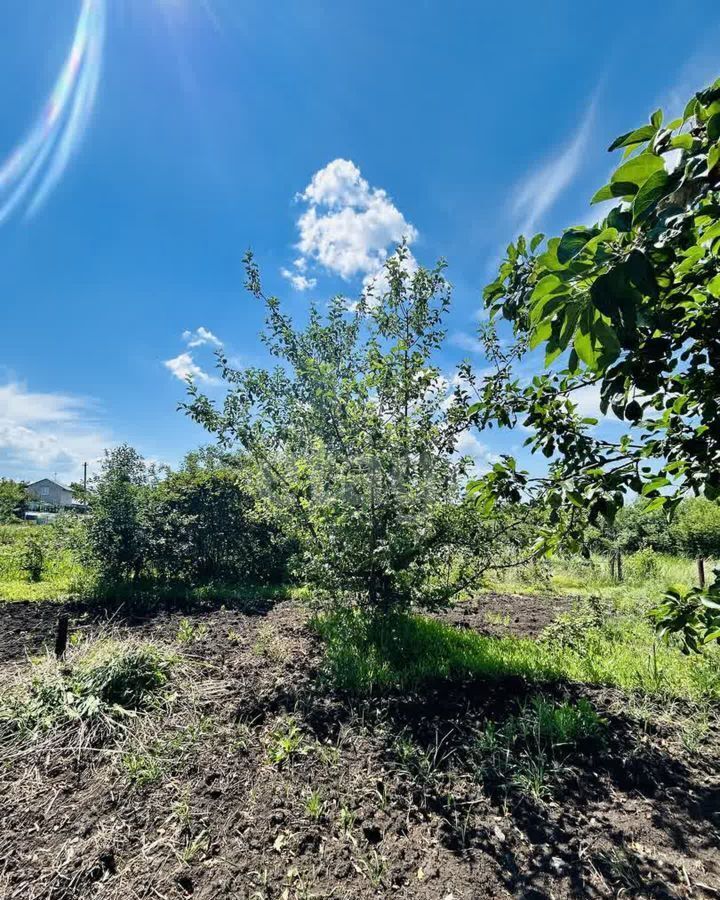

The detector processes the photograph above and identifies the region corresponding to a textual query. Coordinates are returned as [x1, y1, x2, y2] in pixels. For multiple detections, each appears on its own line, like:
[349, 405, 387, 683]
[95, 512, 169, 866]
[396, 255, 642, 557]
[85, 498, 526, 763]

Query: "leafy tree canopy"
[184, 248, 534, 612]
[470, 78, 720, 646]
[0, 479, 29, 523]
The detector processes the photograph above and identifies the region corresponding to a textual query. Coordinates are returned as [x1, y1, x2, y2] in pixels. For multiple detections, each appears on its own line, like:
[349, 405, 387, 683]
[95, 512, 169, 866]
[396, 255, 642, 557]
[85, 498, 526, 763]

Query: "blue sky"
[1, 0, 719, 483]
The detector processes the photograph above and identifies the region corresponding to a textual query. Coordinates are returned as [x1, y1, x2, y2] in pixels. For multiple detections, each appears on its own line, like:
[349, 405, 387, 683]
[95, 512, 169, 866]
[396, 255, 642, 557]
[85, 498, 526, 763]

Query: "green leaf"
[626, 249, 659, 299]
[591, 182, 637, 204]
[650, 108, 663, 129]
[669, 134, 694, 151]
[530, 274, 563, 302]
[611, 153, 665, 189]
[530, 233, 545, 253]
[529, 319, 552, 350]
[573, 328, 598, 369]
[607, 207, 632, 232]
[643, 496, 667, 512]
[710, 145, 720, 173]
[707, 113, 720, 142]
[593, 317, 621, 366]
[632, 169, 672, 224]
[683, 96, 698, 121]
[700, 596, 720, 611]
[557, 228, 591, 264]
[608, 125, 657, 152]
[642, 476, 670, 494]
[708, 274, 720, 299]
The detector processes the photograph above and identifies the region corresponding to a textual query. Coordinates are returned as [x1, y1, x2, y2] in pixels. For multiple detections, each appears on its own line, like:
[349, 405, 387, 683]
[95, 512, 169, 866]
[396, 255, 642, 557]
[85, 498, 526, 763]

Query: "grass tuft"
[0, 636, 177, 748]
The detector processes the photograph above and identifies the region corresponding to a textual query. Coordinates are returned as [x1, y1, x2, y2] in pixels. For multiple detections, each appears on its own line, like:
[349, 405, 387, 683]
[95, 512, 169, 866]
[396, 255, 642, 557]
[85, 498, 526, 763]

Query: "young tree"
[184, 249, 526, 612]
[0, 479, 29, 523]
[85, 445, 153, 583]
[471, 78, 720, 647]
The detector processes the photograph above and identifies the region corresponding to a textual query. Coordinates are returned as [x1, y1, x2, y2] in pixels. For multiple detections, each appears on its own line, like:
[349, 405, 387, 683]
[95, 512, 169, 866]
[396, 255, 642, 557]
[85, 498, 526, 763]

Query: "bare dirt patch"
[0, 598, 718, 899]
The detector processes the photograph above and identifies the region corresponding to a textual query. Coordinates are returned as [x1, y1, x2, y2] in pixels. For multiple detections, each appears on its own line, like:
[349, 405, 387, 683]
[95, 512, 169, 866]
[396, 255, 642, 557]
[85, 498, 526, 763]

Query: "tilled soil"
[0, 597, 718, 900]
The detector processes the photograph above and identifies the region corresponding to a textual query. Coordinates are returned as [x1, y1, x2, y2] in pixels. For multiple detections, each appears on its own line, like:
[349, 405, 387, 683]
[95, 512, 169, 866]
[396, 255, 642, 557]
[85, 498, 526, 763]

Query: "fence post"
[55, 614, 69, 660]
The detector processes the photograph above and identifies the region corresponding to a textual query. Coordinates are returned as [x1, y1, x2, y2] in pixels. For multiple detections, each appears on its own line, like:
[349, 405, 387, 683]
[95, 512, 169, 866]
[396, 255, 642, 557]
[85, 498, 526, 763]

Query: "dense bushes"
[145, 464, 291, 585]
[588, 497, 720, 560]
[83, 446, 292, 591]
[0, 479, 28, 523]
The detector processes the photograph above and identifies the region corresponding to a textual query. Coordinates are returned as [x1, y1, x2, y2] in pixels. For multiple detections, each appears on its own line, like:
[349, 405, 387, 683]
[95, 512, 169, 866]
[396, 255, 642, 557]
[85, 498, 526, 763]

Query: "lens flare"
[0, 0, 106, 224]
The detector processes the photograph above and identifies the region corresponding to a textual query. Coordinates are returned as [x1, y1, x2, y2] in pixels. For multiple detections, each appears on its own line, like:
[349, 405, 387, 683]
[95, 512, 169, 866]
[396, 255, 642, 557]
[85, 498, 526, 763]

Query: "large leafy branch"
[468, 78, 720, 645]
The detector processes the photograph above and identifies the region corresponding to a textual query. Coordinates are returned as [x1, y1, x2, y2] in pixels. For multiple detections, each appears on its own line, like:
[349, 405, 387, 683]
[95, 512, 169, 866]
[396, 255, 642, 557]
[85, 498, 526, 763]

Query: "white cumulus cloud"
[164, 352, 218, 385]
[285, 159, 418, 290]
[281, 267, 317, 292]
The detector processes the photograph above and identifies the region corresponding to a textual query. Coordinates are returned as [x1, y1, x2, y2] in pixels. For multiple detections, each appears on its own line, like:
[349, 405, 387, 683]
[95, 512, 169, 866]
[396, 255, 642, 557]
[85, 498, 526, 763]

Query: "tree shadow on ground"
[280, 666, 720, 899]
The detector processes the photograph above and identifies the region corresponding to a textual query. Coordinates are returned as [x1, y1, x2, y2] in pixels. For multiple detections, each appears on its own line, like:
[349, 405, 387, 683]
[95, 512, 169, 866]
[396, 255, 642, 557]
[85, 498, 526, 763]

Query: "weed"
[176, 618, 208, 645]
[0, 637, 175, 745]
[179, 831, 209, 864]
[314, 608, 720, 702]
[304, 788, 324, 820]
[338, 805, 356, 834]
[594, 845, 646, 893]
[172, 795, 192, 829]
[227, 628, 242, 643]
[122, 750, 163, 786]
[485, 611, 511, 628]
[353, 849, 387, 887]
[266, 716, 308, 766]
[20, 538, 44, 582]
[472, 695, 604, 802]
[253, 624, 288, 662]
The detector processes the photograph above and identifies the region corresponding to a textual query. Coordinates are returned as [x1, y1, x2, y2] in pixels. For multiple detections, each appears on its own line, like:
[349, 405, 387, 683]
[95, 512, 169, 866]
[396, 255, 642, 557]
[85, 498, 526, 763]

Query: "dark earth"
[1, 594, 718, 899]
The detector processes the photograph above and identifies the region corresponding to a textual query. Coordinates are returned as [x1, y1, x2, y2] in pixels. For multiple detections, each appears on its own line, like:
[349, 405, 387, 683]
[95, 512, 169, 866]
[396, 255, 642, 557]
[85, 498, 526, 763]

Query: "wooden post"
[55, 614, 69, 660]
[616, 551, 623, 583]
[697, 557, 706, 589]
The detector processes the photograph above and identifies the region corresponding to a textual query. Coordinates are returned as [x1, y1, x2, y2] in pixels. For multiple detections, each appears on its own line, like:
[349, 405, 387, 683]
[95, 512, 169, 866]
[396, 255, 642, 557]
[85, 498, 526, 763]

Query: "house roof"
[28, 478, 74, 492]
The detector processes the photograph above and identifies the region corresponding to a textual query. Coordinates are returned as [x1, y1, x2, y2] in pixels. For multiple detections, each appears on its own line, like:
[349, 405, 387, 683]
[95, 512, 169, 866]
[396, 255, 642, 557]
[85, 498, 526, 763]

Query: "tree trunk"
[616, 550, 623, 583]
[698, 556, 706, 589]
[609, 554, 616, 581]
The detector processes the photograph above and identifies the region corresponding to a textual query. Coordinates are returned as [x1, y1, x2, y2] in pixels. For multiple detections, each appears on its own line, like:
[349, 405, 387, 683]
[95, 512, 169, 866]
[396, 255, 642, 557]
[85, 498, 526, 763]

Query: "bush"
[19, 537, 44, 582]
[83, 446, 293, 593]
[145, 462, 292, 586]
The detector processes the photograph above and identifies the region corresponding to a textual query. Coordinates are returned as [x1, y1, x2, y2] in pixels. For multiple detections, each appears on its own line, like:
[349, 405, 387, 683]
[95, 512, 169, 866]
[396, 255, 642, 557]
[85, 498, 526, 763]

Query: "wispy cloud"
[510, 100, 596, 236]
[182, 326, 222, 348]
[450, 331, 484, 355]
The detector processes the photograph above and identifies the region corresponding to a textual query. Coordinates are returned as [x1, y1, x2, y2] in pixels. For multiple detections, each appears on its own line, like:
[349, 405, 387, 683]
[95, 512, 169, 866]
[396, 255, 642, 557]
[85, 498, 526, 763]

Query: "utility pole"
[83, 461, 88, 492]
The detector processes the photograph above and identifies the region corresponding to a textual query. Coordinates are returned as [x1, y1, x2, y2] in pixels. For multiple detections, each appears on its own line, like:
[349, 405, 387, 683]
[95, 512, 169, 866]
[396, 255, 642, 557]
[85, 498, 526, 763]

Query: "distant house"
[27, 478, 76, 510]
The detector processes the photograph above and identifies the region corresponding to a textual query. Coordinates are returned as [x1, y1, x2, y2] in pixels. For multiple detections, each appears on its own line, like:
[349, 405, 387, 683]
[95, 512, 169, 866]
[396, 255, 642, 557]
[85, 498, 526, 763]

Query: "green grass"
[472, 695, 606, 802]
[314, 608, 720, 703]
[486, 551, 710, 607]
[0, 523, 84, 601]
